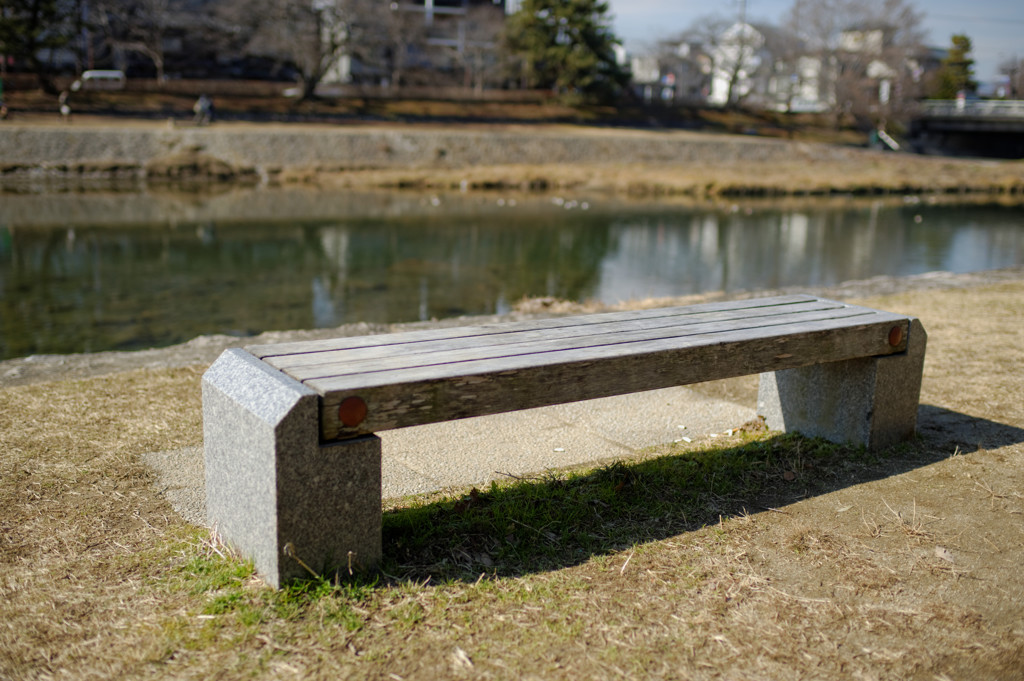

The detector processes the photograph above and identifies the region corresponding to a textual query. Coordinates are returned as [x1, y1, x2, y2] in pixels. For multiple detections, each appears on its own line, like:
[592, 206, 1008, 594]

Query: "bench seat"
[203, 294, 926, 586]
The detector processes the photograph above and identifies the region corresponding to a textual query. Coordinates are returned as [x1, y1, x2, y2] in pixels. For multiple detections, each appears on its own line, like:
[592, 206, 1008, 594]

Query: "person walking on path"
[193, 94, 213, 126]
[58, 90, 71, 123]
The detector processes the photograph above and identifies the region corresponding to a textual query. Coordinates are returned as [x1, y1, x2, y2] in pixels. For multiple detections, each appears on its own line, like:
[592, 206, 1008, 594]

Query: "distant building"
[402, 0, 507, 53]
[763, 54, 831, 113]
[706, 22, 764, 107]
[633, 39, 709, 105]
[704, 21, 827, 112]
[331, 0, 509, 87]
[628, 17, 945, 118]
[831, 25, 941, 118]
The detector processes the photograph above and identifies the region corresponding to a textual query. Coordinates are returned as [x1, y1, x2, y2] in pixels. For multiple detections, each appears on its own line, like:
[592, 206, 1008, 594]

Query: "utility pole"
[724, 0, 751, 108]
[1011, 55, 1020, 98]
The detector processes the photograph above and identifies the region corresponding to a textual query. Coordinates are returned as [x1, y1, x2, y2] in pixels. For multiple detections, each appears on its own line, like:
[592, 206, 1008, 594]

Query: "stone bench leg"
[202, 348, 382, 588]
[757, 318, 927, 450]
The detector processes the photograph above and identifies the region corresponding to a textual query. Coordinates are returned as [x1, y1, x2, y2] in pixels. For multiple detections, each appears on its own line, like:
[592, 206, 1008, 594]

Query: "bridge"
[910, 100, 1024, 158]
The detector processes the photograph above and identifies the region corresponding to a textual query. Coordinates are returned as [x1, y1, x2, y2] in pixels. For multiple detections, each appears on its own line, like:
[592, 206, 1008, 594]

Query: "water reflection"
[1, 193, 1022, 360]
[598, 202, 1024, 300]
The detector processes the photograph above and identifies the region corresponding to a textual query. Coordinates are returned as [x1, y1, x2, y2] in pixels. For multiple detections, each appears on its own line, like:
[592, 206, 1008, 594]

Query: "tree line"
[0, 0, 629, 101]
[1, 0, 1011, 113]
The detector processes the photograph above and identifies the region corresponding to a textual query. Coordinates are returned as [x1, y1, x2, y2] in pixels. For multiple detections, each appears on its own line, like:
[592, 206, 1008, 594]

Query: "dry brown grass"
[311, 157, 1024, 199]
[2, 283, 1024, 679]
[0, 368, 205, 678]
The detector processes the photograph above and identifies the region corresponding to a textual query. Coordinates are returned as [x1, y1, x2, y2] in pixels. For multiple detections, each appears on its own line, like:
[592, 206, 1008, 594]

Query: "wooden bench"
[202, 294, 926, 586]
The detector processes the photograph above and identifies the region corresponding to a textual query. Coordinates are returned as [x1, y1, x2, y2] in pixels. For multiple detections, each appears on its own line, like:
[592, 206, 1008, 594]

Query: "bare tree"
[370, 1, 429, 89]
[760, 25, 821, 112]
[677, 13, 772, 108]
[449, 4, 505, 92]
[93, 0, 176, 80]
[219, 0, 377, 98]
[784, 0, 925, 125]
[998, 56, 1023, 99]
[718, 21, 765, 108]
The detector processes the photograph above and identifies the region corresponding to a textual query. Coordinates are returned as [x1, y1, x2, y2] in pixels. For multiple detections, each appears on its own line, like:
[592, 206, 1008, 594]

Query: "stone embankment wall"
[0, 124, 849, 179]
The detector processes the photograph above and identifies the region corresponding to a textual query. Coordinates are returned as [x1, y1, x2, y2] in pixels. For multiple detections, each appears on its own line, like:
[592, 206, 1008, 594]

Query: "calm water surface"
[1, 191, 1022, 361]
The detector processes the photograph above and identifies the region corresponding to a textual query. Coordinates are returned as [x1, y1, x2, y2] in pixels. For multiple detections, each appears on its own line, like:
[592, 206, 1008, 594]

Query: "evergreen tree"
[505, 0, 630, 104]
[932, 34, 978, 99]
[0, 0, 78, 90]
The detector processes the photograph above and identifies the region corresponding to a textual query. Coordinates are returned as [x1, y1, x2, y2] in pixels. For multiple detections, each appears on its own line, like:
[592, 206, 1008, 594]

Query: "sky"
[606, 0, 1024, 83]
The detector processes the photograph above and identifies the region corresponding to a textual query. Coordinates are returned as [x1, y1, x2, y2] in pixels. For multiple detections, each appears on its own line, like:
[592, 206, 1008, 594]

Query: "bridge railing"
[921, 100, 1024, 118]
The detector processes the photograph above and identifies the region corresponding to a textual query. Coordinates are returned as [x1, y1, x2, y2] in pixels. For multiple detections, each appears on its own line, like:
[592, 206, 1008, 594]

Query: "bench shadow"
[374, 405, 1024, 586]
[916, 404, 1024, 453]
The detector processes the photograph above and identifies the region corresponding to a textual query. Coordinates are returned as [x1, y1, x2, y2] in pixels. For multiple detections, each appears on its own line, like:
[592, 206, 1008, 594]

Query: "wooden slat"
[295, 305, 910, 441]
[247, 294, 819, 359]
[262, 298, 847, 374]
[315, 321, 906, 439]
[273, 305, 882, 384]
[310, 312, 905, 395]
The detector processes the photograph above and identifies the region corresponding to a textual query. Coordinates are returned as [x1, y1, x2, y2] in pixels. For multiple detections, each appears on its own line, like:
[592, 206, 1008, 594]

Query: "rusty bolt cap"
[888, 325, 904, 347]
[338, 396, 368, 428]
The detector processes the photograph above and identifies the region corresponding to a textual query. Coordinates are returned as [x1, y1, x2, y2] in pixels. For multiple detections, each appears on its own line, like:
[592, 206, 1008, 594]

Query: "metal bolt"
[888, 325, 905, 347]
[338, 396, 368, 428]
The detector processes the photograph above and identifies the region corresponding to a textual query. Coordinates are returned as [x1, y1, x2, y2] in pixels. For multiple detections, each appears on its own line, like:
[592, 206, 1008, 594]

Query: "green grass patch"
[163, 430, 875, 611]
[379, 431, 861, 583]
[183, 555, 255, 596]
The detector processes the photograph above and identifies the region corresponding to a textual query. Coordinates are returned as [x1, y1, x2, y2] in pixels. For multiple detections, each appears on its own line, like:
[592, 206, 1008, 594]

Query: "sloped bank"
[2, 123, 1024, 197]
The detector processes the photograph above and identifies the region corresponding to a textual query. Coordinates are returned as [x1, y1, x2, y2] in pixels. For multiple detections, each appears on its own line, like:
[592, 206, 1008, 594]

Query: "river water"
[1, 189, 1022, 361]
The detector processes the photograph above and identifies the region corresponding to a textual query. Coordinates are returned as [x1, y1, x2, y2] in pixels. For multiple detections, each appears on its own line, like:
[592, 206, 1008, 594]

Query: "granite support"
[757, 318, 927, 450]
[202, 348, 382, 588]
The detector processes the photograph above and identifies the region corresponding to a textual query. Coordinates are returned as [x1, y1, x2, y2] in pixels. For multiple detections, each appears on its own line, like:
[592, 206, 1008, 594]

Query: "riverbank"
[2, 117, 1024, 198]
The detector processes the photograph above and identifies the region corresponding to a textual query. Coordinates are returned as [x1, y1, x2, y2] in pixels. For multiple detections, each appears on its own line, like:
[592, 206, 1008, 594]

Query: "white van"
[71, 70, 126, 91]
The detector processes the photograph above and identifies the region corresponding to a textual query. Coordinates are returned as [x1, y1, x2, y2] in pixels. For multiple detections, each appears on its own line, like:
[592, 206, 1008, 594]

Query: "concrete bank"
[0, 124, 838, 169]
[5, 121, 1024, 197]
